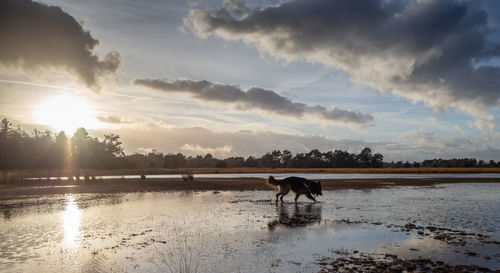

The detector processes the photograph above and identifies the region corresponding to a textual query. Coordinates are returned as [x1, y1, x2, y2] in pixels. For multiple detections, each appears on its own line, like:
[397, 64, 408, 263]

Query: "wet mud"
[318, 252, 495, 272]
[389, 223, 500, 247]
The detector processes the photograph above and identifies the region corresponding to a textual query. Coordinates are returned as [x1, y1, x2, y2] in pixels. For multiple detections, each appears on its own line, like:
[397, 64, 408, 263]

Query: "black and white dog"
[267, 176, 322, 203]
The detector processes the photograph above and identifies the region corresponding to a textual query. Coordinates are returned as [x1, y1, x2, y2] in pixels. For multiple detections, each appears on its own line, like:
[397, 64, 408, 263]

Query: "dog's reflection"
[267, 203, 322, 230]
[3, 209, 11, 220]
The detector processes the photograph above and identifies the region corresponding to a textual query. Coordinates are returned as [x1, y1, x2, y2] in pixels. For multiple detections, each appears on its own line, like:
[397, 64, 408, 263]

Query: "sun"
[33, 95, 99, 135]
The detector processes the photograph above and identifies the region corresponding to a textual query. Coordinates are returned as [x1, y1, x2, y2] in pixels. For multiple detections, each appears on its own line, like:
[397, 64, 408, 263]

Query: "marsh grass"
[150, 224, 205, 273]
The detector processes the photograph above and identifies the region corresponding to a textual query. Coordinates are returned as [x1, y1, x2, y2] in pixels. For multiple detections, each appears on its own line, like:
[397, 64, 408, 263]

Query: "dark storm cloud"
[0, 0, 121, 90]
[185, 0, 500, 115]
[133, 78, 373, 126]
[222, 0, 250, 15]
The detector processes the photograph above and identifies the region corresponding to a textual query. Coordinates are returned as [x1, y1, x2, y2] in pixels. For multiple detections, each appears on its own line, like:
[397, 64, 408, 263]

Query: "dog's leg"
[294, 193, 301, 202]
[305, 192, 317, 202]
[279, 188, 290, 203]
[280, 191, 288, 203]
[275, 193, 281, 203]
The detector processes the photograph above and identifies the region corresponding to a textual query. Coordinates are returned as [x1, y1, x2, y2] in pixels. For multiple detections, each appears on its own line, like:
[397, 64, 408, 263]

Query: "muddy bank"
[0, 177, 499, 200]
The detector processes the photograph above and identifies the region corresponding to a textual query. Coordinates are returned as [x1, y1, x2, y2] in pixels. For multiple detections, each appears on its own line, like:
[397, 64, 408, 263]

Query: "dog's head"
[267, 175, 278, 186]
[310, 181, 322, 196]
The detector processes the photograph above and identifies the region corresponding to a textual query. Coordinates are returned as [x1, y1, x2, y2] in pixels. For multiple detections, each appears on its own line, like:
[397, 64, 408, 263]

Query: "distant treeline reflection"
[0, 119, 498, 170]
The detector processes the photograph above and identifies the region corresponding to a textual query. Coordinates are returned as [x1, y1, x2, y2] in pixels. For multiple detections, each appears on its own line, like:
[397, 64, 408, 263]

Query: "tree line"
[128, 147, 383, 169]
[1, 118, 498, 170]
[0, 118, 383, 169]
[386, 158, 500, 168]
[0, 119, 124, 169]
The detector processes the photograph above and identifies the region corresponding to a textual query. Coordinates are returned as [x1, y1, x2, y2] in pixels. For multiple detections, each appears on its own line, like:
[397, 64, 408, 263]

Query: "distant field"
[2, 167, 500, 182]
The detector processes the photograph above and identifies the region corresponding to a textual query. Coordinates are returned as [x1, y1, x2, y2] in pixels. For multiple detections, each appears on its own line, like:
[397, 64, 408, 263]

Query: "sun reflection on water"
[62, 195, 82, 247]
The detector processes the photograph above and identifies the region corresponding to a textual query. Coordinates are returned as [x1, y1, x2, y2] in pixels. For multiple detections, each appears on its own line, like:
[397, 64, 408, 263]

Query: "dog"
[267, 176, 322, 203]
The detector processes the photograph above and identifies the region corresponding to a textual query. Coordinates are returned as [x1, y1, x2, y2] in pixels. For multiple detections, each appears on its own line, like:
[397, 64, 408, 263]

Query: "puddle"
[0, 183, 499, 272]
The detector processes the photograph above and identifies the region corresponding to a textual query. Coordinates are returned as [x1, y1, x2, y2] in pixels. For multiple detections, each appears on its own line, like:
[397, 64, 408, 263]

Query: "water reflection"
[2, 209, 11, 220]
[62, 195, 82, 247]
[267, 203, 322, 230]
[0, 185, 498, 272]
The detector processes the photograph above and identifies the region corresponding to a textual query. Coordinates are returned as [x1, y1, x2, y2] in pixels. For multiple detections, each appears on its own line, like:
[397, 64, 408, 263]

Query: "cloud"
[185, 0, 500, 116]
[181, 144, 233, 157]
[427, 117, 437, 125]
[97, 115, 129, 124]
[91, 124, 387, 158]
[453, 125, 465, 136]
[133, 78, 373, 126]
[395, 128, 500, 160]
[222, 0, 250, 16]
[468, 115, 496, 132]
[0, 0, 121, 90]
[137, 147, 156, 154]
[400, 128, 436, 145]
[87, 123, 500, 161]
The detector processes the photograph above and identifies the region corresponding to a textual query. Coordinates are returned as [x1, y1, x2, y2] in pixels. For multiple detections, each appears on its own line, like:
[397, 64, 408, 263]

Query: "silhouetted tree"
[244, 156, 259, 167]
[281, 149, 293, 167]
[224, 156, 245, 168]
[357, 147, 372, 168]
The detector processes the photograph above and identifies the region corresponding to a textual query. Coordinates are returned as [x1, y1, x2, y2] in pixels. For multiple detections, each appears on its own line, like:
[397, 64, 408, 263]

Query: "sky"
[1, 0, 500, 161]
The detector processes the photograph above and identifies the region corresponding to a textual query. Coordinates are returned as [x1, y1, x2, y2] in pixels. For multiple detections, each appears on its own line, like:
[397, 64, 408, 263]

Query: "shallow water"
[28, 172, 500, 181]
[1, 183, 499, 272]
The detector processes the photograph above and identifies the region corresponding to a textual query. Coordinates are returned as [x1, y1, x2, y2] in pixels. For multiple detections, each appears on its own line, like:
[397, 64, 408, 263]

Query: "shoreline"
[1, 177, 499, 201]
[2, 167, 500, 180]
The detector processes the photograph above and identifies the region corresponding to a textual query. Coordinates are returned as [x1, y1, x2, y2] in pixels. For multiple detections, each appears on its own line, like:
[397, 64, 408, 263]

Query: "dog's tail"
[267, 175, 280, 188]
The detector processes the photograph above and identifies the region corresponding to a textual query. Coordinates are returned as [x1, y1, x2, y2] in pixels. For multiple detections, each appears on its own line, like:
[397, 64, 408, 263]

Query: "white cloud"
[453, 125, 465, 136]
[400, 128, 436, 145]
[181, 144, 233, 157]
[468, 115, 496, 133]
[137, 147, 156, 153]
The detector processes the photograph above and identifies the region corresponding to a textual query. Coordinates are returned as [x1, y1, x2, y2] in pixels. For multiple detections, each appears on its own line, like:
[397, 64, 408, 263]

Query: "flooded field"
[1, 183, 499, 272]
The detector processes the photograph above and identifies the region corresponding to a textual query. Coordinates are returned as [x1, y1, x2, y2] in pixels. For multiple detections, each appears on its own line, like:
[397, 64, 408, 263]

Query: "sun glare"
[62, 195, 82, 248]
[33, 95, 99, 135]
